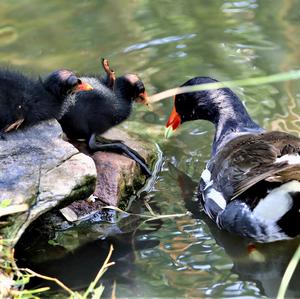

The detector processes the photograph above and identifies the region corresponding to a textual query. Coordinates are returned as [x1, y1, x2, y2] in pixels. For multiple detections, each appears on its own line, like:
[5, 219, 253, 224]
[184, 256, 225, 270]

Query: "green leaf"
[91, 285, 105, 299]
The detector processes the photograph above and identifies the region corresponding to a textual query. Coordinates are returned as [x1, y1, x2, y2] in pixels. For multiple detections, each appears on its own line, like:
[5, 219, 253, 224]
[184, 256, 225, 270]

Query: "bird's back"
[0, 69, 31, 100]
[59, 77, 131, 139]
[208, 131, 300, 199]
[0, 69, 32, 131]
[199, 131, 300, 241]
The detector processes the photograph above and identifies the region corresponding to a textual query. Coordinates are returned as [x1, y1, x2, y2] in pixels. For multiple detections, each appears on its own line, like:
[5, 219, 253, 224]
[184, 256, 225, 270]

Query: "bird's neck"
[209, 91, 263, 155]
[115, 89, 133, 103]
[113, 90, 133, 124]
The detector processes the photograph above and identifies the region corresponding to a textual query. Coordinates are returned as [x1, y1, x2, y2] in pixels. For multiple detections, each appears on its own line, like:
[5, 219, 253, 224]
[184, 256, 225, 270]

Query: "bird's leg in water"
[88, 133, 152, 177]
[101, 58, 116, 90]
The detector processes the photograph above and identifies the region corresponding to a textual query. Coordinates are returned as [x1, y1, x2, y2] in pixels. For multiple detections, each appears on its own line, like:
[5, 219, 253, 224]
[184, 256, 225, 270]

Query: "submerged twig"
[144, 200, 156, 216]
[102, 205, 189, 221]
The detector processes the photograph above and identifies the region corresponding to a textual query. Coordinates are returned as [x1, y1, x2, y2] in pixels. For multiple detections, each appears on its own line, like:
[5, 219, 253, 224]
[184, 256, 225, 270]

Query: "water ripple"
[123, 33, 196, 53]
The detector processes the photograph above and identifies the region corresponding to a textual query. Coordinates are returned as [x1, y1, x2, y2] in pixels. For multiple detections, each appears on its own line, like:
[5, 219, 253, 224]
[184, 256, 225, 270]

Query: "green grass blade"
[149, 69, 300, 103]
[277, 244, 300, 299]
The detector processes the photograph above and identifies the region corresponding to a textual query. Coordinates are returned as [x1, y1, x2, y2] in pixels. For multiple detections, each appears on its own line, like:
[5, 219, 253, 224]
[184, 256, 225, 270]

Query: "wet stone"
[57, 127, 157, 223]
[0, 120, 97, 246]
[0, 120, 157, 254]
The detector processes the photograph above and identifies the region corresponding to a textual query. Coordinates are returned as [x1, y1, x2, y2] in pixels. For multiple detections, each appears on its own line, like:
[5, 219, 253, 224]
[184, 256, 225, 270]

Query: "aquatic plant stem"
[83, 244, 114, 299]
[11, 287, 50, 296]
[15, 245, 114, 299]
[102, 205, 189, 220]
[149, 69, 300, 103]
[276, 244, 300, 299]
[22, 268, 74, 296]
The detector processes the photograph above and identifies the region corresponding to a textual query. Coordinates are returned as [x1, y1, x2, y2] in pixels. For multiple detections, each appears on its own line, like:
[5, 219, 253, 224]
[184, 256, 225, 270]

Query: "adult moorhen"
[165, 76, 300, 242]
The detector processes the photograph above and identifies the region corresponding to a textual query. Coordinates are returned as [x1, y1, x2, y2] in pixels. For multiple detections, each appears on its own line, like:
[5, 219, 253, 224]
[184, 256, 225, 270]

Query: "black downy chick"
[59, 59, 151, 176]
[0, 68, 91, 138]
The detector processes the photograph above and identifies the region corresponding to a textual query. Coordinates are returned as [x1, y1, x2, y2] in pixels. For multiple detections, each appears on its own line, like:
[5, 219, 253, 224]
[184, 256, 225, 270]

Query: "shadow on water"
[19, 236, 160, 298]
[15, 199, 163, 298]
[16, 163, 300, 298]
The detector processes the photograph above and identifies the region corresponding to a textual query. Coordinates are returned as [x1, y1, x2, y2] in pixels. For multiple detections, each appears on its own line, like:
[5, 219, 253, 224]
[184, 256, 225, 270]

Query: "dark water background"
[1, 0, 300, 298]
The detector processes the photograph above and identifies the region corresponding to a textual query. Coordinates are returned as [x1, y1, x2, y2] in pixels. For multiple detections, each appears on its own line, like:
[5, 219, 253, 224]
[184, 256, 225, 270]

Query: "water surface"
[3, 0, 300, 298]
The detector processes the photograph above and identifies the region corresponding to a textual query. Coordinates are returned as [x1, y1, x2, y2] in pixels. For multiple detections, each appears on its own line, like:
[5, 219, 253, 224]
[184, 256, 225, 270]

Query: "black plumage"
[166, 76, 300, 242]
[59, 59, 151, 176]
[59, 74, 146, 139]
[0, 68, 87, 137]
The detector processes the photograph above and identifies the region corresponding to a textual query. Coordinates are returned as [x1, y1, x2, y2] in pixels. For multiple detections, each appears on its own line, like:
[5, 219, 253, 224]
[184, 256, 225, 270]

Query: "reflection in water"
[270, 82, 300, 136]
[3, 0, 300, 297]
[172, 164, 300, 298]
[20, 235, 160, 298]
[16, 203, 162, 298]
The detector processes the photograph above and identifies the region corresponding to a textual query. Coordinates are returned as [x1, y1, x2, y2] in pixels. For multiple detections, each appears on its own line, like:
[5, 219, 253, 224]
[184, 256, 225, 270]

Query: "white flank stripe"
[276, 154, 300, 165]
[206, 188, 227, 210]
[253, 180, 300, 221]
[201, 168, 211, 184]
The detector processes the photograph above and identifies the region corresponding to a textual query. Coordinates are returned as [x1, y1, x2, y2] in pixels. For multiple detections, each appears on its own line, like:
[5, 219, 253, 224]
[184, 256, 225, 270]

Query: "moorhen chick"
[0, 68, 92, 138]
[165, 76, 300, 242]
[59, 59, 151, 176]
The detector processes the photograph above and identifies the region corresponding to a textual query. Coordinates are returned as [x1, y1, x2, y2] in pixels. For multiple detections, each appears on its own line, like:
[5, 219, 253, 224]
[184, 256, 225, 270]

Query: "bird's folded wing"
[210, 131, 300, 200]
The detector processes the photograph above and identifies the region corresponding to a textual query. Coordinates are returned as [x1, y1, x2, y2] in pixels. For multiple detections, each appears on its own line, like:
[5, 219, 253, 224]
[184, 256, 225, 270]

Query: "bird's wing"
[210, 131, 300, 201]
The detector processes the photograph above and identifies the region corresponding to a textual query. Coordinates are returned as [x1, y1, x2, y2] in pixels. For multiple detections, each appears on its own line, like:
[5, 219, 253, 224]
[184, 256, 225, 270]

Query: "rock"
[0, 120, 97, 246]
[57, 127, 158, 223]
[12, 125, 158, 259]
[95, 127, 155, 204]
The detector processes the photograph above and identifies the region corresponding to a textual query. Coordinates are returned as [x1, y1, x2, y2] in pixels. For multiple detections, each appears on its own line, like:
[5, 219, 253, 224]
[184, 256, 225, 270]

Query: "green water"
[2, 0, 300, 298]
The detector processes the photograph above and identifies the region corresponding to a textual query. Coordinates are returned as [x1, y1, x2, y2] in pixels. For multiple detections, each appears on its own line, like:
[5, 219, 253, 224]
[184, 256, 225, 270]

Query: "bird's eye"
[67, 75, 80, 88]
[135, 83, 145, 96]
[135, 81, 145, 93]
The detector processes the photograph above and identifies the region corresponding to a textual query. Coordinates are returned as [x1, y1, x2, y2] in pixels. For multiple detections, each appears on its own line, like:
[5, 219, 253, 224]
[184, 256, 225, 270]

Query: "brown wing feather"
[210, 131, 300, 201]
[266, 165, 300, 182]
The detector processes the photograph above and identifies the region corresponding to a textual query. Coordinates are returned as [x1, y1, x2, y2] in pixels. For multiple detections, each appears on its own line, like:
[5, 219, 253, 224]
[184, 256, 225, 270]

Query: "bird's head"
[165, 76, 226, 138]
[43, 69, 93, 100]
[116, 74, 150, 105]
